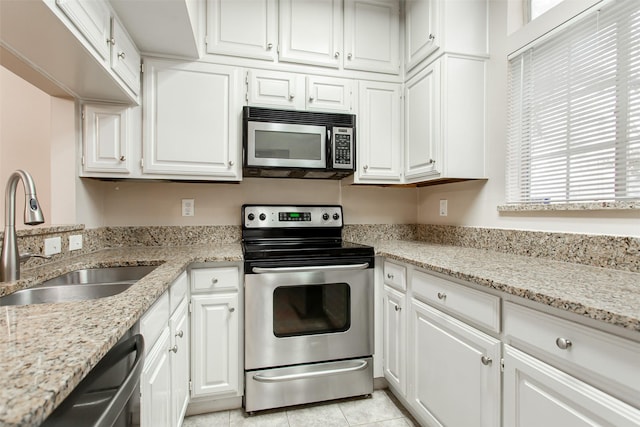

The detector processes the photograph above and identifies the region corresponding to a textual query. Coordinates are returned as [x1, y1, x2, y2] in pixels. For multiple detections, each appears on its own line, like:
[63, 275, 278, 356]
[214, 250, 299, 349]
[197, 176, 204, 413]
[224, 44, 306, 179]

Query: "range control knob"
[247, 213, 255, 221]
[322, 213, 330, 220]
[333, 213, 340, 220]
[259, 213, 267, 221]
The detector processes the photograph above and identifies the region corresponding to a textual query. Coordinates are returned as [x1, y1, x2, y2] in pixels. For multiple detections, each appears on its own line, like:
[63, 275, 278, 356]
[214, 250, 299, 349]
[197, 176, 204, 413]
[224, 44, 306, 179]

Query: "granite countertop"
[0, 244, 242, 427]
[1, 239, 639, 427]
[364, 239, 640, 334]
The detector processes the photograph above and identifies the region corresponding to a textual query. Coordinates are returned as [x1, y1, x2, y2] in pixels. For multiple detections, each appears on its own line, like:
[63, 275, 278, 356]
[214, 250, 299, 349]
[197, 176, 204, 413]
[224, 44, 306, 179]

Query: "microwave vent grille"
[244, 107, 354, 127]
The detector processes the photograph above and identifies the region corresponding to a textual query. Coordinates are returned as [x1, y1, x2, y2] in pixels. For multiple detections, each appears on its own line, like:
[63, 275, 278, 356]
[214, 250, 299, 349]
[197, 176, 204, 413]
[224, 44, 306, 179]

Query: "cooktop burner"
[241, 204, 375, 263]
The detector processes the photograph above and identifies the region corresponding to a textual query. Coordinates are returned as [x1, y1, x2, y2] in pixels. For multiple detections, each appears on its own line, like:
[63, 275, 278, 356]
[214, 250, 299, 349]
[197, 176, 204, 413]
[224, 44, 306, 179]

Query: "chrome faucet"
[1, 170, 45, 282]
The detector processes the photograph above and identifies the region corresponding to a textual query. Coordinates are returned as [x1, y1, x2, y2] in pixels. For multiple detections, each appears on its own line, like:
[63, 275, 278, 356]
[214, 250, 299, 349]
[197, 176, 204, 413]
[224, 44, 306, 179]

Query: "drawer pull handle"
[387, 273, 394, 280]
[555, 337, 572, 350]
[394, 304, 401, 312]
[175, 330, 183, 338]
[437, 292, 446, 300]
[480, 356, 492, 366]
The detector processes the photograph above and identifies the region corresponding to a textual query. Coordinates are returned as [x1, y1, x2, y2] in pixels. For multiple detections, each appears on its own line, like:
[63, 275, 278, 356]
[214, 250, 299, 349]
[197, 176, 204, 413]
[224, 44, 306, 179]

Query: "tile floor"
[183, 390, 418, 427]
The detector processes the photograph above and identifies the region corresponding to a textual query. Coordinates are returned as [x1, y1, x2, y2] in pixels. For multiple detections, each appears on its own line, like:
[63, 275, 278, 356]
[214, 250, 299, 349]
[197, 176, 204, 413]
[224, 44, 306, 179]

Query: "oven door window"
[273, 283, 350, 337]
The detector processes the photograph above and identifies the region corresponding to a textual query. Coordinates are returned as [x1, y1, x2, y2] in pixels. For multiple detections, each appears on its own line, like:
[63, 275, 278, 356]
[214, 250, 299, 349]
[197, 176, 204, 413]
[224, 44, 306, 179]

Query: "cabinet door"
[191, 293, 240, 397]
[504, 345, 640, 427]
[404, 60, 440, 181]
[56, 0, 111, 61]
[306, 76, 353, 112]
[383, 286, 406, 396]
[206, 0, 277, 60]
[141, 328, 172, 427]
[111, 17, 140, 94]
[405, 0, 438, 70]
[279, 0, 342, 68]
[343, 0, 399, 74]
[246, 69, 305, 110]
[82, 104, 130, 174]
[143, 59, 241, 179]
[170, 299, 190, 427]
[356, 81, 402, 182]
[409, 299, 500, 427]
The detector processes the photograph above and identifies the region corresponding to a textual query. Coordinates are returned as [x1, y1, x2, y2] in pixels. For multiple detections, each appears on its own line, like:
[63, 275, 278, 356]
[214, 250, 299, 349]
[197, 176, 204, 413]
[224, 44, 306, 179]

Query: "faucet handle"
[19, 252, 52, 263]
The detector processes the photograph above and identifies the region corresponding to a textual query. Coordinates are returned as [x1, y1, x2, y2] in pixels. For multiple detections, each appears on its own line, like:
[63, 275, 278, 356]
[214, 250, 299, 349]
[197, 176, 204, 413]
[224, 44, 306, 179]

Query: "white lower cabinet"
[140, 272, 189, 427]
[503, 345, 640, 427]
[190, 265, 242, 400]
[409, 298, 501, 427]
[383, 285, 406, 396]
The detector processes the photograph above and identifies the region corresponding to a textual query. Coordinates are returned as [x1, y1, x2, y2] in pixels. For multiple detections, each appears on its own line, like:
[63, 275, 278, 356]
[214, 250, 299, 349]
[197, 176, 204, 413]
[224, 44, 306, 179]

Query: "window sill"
[497, 201, 640, 212]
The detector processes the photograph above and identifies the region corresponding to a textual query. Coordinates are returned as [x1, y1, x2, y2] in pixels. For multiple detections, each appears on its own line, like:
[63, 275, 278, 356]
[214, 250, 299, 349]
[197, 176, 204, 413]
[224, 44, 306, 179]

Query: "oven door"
[246, 121, 327, 169]
[244, 262, 373, 370]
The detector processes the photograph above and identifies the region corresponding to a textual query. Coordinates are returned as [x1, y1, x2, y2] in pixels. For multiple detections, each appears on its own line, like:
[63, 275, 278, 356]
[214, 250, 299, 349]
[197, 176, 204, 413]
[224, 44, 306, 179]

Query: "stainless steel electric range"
[241, 204, 375, 413]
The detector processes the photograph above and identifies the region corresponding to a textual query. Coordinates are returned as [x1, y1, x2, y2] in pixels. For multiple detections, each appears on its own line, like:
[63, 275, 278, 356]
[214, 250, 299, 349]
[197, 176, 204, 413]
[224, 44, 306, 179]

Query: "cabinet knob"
[394, 304, 401, 312]
[169, 345, 178, 353]
[387, 273, 394, 280]
[428, 33, 435, 42]
[481, 355, 492, 366]
[175, 330, 184, 338]
[363, 165, 368, 171]
[119, 156, 126, 162]
[428, 159, 435, 165]
[228, 160, 234, 167]
[437, 292, 446, 300]
[107, 37, 115, 45]
[347, 53, 353, 60]
[229, 307, 235, 313]
[117, 51, 126, 60]
[334, 52, 340, 58]
[267, 43, 273, 50]
[555, 337, 572, 350]
[309, 96, 314, 102]
[211, 278, 218, 284]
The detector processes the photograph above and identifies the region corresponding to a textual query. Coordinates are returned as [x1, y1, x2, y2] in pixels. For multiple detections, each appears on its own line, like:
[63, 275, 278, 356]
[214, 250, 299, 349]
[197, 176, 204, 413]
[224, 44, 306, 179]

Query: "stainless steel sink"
[0, 266, 157, 306]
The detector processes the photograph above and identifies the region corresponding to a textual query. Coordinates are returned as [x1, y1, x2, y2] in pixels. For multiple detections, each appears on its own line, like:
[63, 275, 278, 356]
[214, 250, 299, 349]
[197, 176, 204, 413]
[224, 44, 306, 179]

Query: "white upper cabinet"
[356, 80, 402, 183]
[56, 0, 111, 61]
[404, 55, 486, 183]
[206, 0, 277, 61]
[279, 0, 342, 68]
[405, 0, 488, 71]
[81, 103, 131, 175]
[246, 69, 305, 109]
[343, 0, 400, 74]
[111, 17, 141, 93]
[142, 58, 242, 180]
[306, 75, 353, 112]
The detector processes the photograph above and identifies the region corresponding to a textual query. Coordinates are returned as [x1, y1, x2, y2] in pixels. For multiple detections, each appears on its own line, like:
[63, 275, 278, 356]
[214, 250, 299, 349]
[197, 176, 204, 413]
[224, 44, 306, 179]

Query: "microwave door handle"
[327, 128, 332, 166]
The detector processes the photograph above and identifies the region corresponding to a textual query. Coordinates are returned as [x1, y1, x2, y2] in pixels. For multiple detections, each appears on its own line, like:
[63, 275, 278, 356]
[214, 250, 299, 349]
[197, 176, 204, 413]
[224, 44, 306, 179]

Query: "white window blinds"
[506, 0, 640, 205]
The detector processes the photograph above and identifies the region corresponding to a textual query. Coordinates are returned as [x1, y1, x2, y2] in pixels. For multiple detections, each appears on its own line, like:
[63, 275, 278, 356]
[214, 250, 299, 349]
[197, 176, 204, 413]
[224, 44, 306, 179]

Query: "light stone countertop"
[1, 239, 639, 427]
[365, 239, 640, 334]
[0, 244, 242, 427]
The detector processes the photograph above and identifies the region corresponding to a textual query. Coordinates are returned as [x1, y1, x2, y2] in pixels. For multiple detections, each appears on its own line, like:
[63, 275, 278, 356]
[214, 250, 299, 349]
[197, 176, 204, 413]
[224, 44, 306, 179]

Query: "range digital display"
[279, 212, 311, 221]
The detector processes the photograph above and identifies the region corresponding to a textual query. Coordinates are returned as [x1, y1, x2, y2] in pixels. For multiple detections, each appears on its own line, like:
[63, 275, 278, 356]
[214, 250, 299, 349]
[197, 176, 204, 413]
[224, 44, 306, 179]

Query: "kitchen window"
[506, 0, 640, 206]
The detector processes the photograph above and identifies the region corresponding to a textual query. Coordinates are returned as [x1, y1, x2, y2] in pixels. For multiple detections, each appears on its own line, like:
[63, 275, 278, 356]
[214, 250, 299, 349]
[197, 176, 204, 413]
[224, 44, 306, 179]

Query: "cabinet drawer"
[140, 291, 169, 350]
[504, 302, 640, 407]
[191, 267, 239, 292]
[169, 271, 188, 314]
[412, 270, 500, 333]
[383, 261, 406, 291]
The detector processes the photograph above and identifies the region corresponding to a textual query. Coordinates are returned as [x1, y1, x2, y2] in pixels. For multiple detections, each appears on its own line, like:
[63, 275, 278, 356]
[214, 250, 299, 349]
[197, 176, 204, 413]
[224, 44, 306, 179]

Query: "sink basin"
[0, 265, 157, 306]
[41, 266, 157, 286]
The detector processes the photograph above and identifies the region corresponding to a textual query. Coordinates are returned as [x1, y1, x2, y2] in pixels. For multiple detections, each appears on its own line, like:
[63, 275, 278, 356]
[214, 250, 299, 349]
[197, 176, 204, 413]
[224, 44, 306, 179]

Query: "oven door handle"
[251, 262, 369, 274]
[252, 360, 369, 383]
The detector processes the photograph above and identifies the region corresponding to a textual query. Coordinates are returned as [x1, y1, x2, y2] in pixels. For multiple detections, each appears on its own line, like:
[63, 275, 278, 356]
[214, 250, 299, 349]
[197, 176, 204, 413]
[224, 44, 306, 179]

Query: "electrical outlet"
[439, 199, 448, 216]
[182, 199, 195, 217]
[44, 237, 62, 256]
[69, 234, 83, 251]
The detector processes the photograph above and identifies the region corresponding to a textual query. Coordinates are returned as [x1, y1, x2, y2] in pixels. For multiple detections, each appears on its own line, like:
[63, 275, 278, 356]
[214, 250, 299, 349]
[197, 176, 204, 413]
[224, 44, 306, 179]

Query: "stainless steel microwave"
[242, 107, 356, 179]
